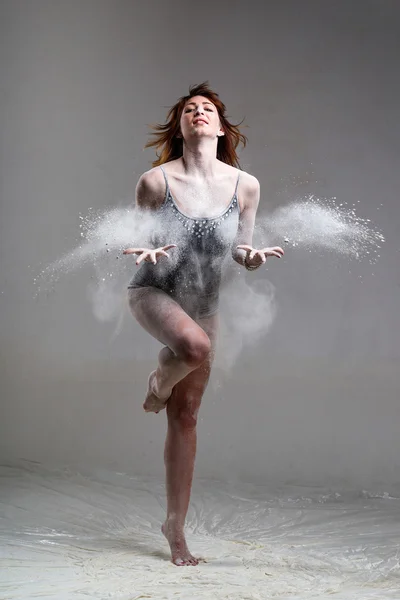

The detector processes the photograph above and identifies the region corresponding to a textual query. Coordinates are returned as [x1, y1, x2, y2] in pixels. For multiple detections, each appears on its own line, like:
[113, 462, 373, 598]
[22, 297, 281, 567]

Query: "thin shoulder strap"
[234, 169, 241, 196]
[159, 165, 170, 194]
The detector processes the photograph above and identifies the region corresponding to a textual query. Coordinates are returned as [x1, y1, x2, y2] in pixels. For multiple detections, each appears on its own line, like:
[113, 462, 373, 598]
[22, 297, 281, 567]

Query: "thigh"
[128, 286, 211, 355]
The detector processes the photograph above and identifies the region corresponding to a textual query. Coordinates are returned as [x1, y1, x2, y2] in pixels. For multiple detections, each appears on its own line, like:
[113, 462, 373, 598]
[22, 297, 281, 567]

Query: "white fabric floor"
[1, 461, 399, 600]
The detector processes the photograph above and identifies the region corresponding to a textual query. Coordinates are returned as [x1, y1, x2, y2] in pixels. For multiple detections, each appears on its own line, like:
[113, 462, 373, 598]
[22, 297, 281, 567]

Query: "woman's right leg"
[128, 287, 212, 412]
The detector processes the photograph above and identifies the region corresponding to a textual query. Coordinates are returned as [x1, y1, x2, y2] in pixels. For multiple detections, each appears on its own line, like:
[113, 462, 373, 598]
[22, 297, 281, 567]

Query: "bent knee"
[177, 330, 211, 367]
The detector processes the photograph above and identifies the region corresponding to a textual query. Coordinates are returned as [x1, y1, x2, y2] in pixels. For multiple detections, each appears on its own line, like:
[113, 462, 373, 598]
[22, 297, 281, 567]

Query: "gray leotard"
[128, 165, 240, 318]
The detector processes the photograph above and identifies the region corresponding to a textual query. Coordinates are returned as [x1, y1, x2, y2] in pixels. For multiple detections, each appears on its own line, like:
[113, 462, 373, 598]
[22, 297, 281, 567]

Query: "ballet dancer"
[124, 82, 284, 565]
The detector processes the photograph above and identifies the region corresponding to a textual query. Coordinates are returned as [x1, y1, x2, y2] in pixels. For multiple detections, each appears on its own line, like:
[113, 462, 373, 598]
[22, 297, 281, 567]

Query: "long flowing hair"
[145, 82, 247, 168]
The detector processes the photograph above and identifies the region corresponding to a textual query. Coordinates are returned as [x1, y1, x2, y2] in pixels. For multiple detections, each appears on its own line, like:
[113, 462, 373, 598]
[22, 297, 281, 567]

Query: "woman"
[123, 82, 283, 566]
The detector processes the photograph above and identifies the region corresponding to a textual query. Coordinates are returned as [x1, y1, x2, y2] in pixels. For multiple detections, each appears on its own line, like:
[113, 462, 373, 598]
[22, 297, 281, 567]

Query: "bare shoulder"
[238, 170, 260, 191]
[237, 170, 260, 210]
[135, 166, 166, 210]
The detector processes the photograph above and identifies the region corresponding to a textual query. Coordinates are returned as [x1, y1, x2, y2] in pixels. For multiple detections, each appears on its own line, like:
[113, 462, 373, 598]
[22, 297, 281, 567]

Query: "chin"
[192, 127, 213, 135]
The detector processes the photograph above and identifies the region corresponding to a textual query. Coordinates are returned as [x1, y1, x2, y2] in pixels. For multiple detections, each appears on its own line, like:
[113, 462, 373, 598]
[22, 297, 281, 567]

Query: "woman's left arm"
[231, 174, 260, 267]
[232, 174, 284, 269]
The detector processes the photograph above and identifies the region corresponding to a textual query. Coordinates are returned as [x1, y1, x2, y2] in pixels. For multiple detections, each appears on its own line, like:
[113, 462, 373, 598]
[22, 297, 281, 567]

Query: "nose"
[194, 105, 204, 115]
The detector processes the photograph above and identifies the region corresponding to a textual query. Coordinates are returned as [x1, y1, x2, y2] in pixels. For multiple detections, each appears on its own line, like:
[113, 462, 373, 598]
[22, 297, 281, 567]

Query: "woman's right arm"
[123, 169, 177, 265]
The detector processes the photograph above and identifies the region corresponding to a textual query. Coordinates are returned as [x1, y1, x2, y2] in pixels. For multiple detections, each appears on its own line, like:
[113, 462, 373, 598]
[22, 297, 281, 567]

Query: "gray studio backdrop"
[1, 0, 399, 485]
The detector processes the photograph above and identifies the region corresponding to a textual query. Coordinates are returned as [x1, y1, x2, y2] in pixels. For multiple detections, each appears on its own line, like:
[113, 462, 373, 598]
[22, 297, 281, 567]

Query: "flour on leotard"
[128, 166, 241, 318]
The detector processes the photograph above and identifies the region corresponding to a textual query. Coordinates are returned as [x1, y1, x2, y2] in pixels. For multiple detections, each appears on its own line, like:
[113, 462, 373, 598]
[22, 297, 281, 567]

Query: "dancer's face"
[179, 96, 224, 141]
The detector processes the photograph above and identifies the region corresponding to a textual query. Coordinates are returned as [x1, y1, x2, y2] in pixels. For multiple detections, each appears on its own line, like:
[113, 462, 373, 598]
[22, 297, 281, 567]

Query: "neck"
[181, 137, 219, 177]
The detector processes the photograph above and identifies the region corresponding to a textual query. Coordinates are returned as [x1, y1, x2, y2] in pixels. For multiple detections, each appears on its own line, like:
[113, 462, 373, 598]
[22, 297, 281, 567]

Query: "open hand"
[123, 244, 177, 265]
[237, 244, 284, 268]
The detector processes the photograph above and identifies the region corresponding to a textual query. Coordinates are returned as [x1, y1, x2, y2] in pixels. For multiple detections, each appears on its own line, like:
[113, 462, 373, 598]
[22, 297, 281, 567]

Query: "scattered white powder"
[33, 194, 385, 363]
[258, 195, 384, 262]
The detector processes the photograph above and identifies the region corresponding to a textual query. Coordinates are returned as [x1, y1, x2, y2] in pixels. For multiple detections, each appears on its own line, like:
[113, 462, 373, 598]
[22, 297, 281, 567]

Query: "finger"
[123, 248, 141, 255]
[158, 251, 170, 258]
[161, 244, 177, 251]
[135, 252, 147, 265]
[149, 251, 157, 265]
[253, 251, 266, 264]
[237, 245, 252, 253]
[249, 249, 257, 261]
[261, 247, 284, 257]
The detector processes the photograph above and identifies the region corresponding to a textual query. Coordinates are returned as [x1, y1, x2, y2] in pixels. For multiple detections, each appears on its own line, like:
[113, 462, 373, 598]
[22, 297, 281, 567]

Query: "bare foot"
[162, 520, 199, 566]
[143, 371, 171, 413]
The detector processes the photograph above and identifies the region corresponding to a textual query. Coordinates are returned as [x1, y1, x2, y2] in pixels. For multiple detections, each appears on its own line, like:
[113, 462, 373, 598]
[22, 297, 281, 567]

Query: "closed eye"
[184, 107, 214, 113]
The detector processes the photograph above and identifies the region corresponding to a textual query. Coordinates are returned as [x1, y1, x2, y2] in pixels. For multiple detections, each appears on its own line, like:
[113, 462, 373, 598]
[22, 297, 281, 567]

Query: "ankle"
[164, 515, 184, 532]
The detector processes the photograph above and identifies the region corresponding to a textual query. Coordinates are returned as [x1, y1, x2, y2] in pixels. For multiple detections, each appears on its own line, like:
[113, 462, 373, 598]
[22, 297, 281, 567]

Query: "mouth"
[193, 118, 208, 125]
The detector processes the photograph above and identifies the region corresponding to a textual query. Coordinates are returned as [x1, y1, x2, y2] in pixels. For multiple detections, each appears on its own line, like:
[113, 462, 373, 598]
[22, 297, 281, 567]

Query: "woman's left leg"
[162, 312, 218, 566]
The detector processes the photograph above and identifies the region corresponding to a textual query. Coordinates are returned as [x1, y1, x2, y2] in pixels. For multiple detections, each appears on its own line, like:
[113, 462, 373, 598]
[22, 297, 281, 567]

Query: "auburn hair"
[145, 82, 247, 168]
